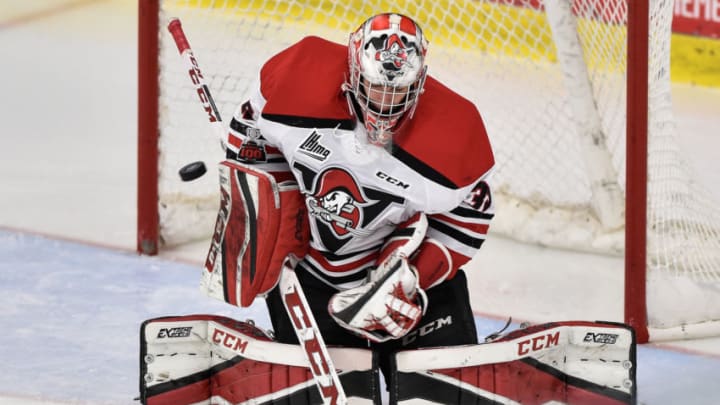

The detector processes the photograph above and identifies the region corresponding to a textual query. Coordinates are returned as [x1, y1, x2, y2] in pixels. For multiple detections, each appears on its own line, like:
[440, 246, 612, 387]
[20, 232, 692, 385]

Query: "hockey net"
[138, 0, 720, 342]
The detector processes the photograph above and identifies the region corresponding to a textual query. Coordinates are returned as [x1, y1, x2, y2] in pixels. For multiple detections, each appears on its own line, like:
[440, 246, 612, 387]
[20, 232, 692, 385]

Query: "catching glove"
[328, 213, 428, 342]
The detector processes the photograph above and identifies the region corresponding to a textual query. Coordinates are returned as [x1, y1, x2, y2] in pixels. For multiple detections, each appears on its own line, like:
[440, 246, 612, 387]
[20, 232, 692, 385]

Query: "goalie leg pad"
[139, 315, 379, 405]
[389, 321, 637, 405]
[203, 160, 310, 307]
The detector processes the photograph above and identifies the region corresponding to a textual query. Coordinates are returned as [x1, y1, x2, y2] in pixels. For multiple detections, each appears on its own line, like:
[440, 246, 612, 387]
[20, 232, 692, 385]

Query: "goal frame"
[136, 0, 653, 343]
[138, 0, 160, 256]
[624, 0, 650, 344]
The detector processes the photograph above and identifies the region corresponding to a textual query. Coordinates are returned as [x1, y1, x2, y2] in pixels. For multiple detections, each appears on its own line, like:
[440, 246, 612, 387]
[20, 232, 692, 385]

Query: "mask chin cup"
[364, 112, 398, 143]
[367, 129, 392, 146]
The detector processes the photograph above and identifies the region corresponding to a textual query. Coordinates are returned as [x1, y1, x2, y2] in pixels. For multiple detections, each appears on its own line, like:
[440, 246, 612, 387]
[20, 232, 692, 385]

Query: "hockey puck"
[179, 161, 207, 181]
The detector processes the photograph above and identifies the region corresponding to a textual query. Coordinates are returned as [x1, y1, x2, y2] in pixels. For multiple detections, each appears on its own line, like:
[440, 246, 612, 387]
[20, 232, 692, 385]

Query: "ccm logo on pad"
[211, 327, 249, 353]
[517, 331, 560, 355]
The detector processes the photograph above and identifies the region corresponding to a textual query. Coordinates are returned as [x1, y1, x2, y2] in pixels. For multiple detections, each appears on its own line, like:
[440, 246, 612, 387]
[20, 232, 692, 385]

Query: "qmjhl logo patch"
[298, 130, 331, 161]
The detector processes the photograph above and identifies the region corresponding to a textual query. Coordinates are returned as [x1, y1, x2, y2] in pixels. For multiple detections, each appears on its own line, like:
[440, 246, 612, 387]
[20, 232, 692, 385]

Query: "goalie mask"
[345, 13, 428, 146]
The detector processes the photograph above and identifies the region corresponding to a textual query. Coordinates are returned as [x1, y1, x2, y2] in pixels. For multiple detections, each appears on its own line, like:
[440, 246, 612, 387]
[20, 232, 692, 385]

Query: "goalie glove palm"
[329, 255, 427, 342]
[329, 213, 429, 343]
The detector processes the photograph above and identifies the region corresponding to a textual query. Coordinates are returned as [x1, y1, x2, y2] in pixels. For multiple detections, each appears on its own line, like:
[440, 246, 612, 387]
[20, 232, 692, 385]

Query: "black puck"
[179, 161, 207, 181]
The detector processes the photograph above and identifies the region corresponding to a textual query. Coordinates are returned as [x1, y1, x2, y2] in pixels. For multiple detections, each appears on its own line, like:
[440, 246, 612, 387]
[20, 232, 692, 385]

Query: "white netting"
[644, 0, 720, 333]
[153, 0, 720, 338]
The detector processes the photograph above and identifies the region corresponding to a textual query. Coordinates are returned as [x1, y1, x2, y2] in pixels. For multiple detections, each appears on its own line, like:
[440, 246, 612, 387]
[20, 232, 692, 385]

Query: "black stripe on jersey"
[316, 245, 381, 262]
[391, 146, 458, 189]
[428, 217, 485, 250]
[230, 117, 265, 138]
[261, 113, 355, 130]
[297, 261, 370, 288]
[450, 205, 495, 220]
[386, 227, 417, 239]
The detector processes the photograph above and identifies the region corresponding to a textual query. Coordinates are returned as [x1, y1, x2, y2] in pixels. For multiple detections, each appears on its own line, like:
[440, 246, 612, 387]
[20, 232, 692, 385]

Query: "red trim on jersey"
[432, 213, 490, 236]
[259, 36, 352, 121]
[308, 248, 378, 273]
[395, 76, 495, 188]
[228, 133, 243, 148]
[377, 239, 407, 264]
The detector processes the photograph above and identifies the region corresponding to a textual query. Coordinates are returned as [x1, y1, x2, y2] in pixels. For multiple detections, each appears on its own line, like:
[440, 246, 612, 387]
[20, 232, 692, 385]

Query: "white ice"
[0, 1, 719, 404]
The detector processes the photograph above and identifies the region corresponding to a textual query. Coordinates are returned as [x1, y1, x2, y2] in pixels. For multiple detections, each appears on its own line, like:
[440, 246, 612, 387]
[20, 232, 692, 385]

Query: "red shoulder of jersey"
[393, 75, 495, 189]
[259, 36, 352, 125]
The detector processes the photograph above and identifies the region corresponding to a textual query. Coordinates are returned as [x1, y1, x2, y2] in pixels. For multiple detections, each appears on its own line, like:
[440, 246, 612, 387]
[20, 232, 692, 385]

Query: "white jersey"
[226, 36, 495, 290]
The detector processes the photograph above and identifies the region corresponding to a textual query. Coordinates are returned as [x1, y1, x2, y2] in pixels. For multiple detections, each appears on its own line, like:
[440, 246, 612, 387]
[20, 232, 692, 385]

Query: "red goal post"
[137, 0, 720, 343]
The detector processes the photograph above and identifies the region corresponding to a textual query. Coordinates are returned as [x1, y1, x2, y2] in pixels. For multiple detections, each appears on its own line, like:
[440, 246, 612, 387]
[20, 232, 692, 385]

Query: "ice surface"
[0, 231, 719, 404]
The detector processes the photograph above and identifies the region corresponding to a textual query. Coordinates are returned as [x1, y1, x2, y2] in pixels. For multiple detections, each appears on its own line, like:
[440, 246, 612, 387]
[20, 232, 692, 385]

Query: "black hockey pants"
[265, 267, 479, 389]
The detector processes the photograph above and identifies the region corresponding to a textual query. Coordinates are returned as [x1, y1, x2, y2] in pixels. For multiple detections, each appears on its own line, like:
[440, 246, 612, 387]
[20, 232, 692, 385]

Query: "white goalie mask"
[345, 13, 428, 146]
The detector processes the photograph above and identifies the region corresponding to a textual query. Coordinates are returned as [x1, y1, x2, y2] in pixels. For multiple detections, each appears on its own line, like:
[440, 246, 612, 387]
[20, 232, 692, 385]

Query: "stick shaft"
[167, 18, 226, 149]
[280, 266, 348, 405]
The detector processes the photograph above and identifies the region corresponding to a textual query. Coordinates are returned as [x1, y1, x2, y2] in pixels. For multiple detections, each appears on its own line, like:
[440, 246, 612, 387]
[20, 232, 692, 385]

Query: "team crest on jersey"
[308, 168, 369, 238]
[294, 163, 405, 251]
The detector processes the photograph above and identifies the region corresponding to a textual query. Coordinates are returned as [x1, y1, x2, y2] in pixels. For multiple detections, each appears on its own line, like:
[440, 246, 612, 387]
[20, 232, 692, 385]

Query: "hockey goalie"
[140, 12, 636, 405]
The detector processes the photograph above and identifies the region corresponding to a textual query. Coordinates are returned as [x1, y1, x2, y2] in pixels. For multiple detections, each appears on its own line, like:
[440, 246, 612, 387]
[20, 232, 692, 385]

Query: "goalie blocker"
[139, 316, 636, 404]
[202, 160, 310, 308]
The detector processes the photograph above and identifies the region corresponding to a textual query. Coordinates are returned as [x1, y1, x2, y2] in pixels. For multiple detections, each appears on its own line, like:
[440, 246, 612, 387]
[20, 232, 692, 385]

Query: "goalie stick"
[280, 264, 348, 404]
[167, 18, 224, 181]
[167, 18, 225, 150]
[166, 18, 348, 405]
